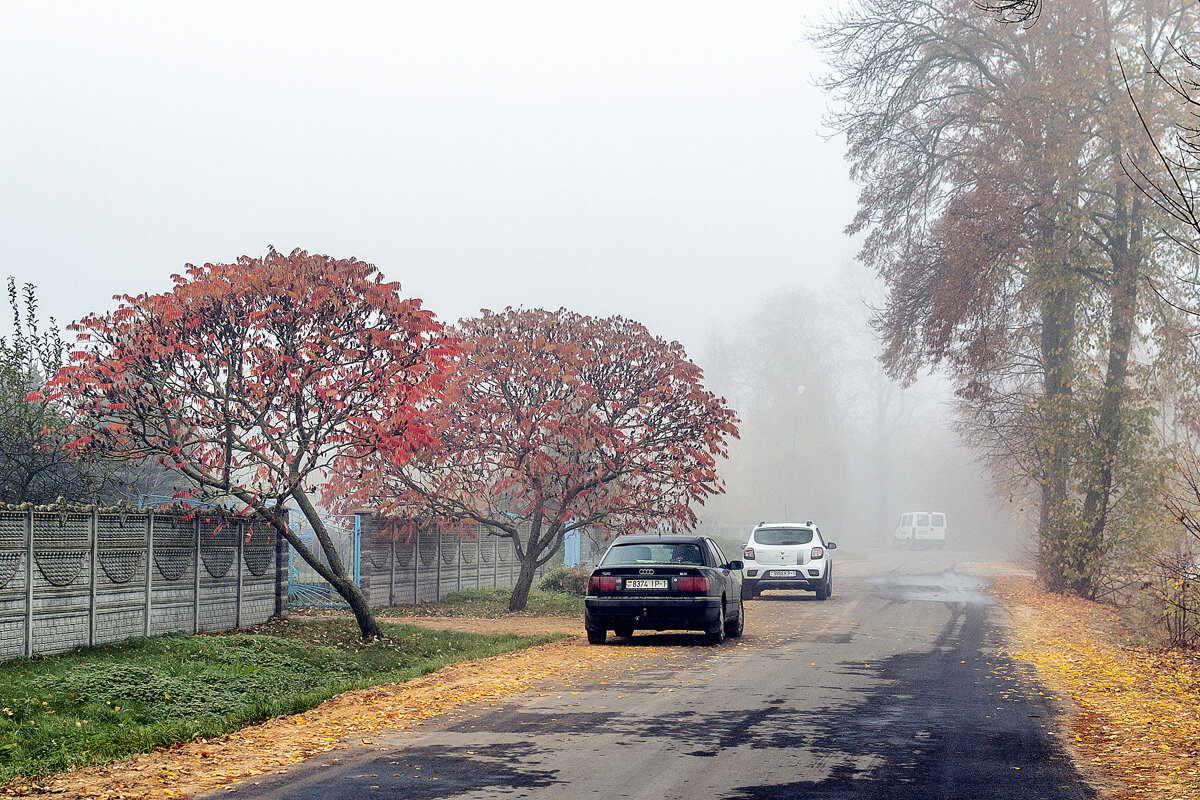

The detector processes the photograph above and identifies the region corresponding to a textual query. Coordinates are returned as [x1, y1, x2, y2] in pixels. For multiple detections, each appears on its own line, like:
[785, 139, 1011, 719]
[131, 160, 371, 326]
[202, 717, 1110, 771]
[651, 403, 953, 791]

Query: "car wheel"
[816, 573, 831, 601]
[614, 626, 634, 638]
[706, 602, 728, 645]
[725, 598, 745, 638]
[586, 626, 607, 645]
[741, 580, 758, 601]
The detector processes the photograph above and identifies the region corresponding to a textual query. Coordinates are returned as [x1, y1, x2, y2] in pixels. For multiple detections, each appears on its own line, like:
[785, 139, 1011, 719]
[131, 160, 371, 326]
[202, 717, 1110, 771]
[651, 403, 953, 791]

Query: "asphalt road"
[216, 550, 1095, 800]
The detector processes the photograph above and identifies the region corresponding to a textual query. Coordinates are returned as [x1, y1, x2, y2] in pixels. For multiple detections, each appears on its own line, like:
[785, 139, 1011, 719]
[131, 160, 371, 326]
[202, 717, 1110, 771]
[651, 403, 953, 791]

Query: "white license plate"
[625, 579, 668, 589]
[773, 570, 797, 577]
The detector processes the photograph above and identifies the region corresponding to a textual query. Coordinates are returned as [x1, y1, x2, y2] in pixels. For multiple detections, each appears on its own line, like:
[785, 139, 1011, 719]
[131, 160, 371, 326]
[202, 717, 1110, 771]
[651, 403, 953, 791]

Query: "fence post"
[389, 525, 396, 607]
[144, 510, 154, 638]
[456, 525, 462, 593]
[492, 534, 498, 588]
[435, 527, 443, 601]
[476, 529, 481, 590]
[235, 519, 244, 630]
[192, 515, 201, 634]
[274, 511, 289, 618]
[413, 524, 420, 604]
[88, 507, 98, 647]
[24, 507, 33, 658]
[353, 516, 361, 586]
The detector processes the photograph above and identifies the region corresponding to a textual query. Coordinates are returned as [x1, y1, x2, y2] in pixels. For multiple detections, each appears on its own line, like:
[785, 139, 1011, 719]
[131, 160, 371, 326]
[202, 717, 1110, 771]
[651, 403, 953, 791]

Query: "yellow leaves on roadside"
[995, 575, 1200, 798]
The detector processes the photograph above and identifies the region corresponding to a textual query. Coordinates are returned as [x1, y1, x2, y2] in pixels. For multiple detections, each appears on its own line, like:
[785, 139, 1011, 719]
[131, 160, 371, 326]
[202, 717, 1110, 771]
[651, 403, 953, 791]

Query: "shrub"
[536, 565, 589, 596]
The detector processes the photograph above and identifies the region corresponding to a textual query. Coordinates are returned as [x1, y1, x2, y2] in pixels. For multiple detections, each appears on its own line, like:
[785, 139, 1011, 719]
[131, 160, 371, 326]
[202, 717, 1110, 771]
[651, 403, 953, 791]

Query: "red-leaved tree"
[326, 307, 740, 611]
[42, 247, 454, 639]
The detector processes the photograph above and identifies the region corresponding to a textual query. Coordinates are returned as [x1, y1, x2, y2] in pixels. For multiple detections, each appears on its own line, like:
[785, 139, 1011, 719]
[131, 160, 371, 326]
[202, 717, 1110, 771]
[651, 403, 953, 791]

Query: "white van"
[894, 511, 946, 548]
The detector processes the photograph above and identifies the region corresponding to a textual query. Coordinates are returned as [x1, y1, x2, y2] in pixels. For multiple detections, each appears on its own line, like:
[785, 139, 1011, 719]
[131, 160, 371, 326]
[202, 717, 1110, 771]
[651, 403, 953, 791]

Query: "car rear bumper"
[584, 596, 722, 631]
[745, 565, 827, 590]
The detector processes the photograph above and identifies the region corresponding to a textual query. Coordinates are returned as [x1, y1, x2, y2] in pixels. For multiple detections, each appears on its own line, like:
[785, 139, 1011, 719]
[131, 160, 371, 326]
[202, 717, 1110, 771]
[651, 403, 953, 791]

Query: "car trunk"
[758, 548, 808, 566]
[590, 565, 710, 596]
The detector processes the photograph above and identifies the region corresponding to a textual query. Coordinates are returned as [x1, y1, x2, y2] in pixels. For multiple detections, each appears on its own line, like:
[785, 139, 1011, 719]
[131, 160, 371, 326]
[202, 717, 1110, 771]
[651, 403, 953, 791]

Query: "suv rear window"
[602, 543, 705, 566]
[754, 528, 814, 546]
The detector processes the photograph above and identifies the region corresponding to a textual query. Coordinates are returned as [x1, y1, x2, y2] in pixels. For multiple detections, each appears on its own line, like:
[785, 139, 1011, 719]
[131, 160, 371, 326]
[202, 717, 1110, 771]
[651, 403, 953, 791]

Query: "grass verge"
[380, 587, 585, 618]
[0, 617, 563, 787]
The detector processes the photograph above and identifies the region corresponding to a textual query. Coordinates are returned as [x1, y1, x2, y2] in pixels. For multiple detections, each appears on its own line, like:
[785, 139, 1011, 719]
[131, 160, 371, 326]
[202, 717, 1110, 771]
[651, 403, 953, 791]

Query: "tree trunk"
[1037, 281, 1077, 592]
[1076, 238, 1139, 598]
[329, 572, 382, 640]
[509, 509, 544, 612]
[288, 488, 383, 640]
[509, 551, 542, 612]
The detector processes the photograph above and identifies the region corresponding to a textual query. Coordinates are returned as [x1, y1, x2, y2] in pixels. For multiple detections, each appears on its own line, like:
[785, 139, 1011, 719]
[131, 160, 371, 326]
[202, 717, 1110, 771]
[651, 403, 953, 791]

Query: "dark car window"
[707, 539, 727, 566]
[602, 543, 703, 566]
[755, 528, 814, 546]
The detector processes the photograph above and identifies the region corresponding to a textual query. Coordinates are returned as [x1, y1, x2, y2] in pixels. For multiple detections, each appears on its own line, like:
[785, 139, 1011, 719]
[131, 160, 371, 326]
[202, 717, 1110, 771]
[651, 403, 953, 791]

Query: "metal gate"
[287, 509, 361, 607]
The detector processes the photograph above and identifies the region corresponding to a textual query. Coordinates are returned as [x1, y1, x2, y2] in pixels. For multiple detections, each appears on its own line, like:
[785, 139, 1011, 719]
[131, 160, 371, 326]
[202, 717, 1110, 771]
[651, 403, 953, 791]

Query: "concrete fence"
[0, 506, 285, 662]
[354, 516, 551, 607]
[0, 507, 552, 662]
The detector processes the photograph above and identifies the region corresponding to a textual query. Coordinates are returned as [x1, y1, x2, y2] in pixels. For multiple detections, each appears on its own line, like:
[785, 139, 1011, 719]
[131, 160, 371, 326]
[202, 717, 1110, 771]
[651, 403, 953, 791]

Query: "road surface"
[213, 550, 1095, 799]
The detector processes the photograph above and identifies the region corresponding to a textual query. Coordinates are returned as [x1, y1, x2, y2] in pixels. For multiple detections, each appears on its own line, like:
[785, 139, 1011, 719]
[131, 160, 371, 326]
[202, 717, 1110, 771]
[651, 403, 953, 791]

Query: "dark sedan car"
[584, 534, 744, 645]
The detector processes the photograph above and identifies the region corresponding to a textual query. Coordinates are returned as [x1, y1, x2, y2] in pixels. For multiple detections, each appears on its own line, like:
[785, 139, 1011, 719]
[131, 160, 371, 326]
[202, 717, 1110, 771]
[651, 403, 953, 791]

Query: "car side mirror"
[827, 542, 837, 550]
[728, 560, 745, 571]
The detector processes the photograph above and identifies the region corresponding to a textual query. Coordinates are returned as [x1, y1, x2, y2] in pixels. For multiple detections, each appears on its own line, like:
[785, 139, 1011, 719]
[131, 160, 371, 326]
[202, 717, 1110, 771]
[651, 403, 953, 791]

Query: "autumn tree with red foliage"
[327, 307, 739, 612]
[42, 248, 453, 639]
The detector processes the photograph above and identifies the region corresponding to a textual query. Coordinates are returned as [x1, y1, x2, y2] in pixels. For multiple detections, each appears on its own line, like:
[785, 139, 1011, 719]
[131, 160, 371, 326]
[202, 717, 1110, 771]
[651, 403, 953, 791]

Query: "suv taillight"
[588, 576, 617, 593]
[676, 576, 710, 592]
[744, 547, 755, 561]
[811, 546, 824, 560]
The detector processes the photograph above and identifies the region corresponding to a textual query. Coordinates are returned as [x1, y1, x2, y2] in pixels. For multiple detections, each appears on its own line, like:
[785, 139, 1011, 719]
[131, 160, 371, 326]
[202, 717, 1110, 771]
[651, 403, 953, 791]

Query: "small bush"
[537, 566, 589, 596]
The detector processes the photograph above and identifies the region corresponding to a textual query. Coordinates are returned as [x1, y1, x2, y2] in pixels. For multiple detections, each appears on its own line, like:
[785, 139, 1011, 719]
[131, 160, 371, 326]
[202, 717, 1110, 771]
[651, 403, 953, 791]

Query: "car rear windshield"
[754, 528, 814, 546]
[602, 543, 705, 566]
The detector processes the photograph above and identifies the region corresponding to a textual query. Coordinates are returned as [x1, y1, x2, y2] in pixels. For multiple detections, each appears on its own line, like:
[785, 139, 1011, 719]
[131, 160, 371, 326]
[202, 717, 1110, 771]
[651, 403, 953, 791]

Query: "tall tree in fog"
[702, 289, 848, 530]
[816, 0, 1196, 596]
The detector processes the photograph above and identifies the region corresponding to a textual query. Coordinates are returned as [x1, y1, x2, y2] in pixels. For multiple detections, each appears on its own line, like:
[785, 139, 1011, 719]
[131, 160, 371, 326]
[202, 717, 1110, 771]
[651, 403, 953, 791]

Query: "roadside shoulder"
[993, 574, 1200, 799]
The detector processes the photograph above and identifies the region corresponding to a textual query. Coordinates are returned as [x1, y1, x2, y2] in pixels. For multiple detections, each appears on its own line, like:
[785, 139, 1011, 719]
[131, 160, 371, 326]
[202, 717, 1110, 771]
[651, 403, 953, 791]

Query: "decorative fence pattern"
[354, 516, 549, 607]
[1, 506, 553, 661]
[0, 506, 285, 661]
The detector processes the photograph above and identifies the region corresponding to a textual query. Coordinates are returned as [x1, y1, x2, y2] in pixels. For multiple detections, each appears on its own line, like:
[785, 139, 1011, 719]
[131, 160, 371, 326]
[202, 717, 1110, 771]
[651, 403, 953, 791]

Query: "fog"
[1, 2, 1018, 553]
[693, 268, 1020, 557]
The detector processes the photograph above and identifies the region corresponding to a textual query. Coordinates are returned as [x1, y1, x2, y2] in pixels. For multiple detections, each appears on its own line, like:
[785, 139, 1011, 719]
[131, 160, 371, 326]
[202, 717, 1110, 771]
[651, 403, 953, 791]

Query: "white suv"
[741, 522, 836, 600]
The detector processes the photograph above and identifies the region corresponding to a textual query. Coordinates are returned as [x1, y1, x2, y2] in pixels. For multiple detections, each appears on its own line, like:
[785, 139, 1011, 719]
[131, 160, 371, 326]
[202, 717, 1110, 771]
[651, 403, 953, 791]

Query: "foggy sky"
[0, 1, 858, 357]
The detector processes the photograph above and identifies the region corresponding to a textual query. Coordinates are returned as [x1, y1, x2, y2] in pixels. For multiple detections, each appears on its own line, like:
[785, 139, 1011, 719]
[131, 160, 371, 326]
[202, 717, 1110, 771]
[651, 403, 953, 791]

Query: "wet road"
[216, 551, 1095, 799]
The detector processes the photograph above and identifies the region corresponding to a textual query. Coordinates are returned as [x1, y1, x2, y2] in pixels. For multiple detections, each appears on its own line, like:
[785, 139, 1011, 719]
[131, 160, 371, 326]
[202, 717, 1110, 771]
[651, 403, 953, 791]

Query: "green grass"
[0, 618, 564, 786]
[381, 587, 585, 618]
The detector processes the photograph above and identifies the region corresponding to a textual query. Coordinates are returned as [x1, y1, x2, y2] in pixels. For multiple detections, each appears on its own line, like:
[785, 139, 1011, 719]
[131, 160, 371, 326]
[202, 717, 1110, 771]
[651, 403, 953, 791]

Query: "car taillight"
[676, 576, 710, 592]
[811, 547, 824, 560]
[588, 576, 617, 593]
[744, 547, 755, 560]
